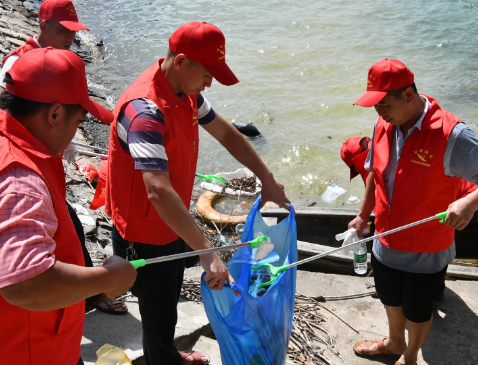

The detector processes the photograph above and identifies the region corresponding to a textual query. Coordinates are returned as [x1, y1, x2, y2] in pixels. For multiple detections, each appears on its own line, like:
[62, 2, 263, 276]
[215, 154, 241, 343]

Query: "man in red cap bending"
[341, 136, 371, 185]
[106, 21, 289, 365]
[0, 48, 137, 365]
[349, 59, 478, 364]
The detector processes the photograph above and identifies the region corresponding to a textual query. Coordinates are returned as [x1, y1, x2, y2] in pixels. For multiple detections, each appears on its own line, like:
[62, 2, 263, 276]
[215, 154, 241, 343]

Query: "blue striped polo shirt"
[116, 93, 216, 171]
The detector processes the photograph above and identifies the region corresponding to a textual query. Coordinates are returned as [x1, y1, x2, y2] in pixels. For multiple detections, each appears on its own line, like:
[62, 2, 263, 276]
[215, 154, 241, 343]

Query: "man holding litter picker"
[106, 21, 289, 365]
[349, 58, 478, 365]
[0, 48, 136, 365]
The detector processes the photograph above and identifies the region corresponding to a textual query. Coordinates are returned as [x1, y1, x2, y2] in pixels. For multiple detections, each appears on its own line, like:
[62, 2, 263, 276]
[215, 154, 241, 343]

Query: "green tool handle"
[131, 259, 146, 269]
[196, 173, 228, 184]
[436, 211, 448, 223]
[130, 235, 268, 269]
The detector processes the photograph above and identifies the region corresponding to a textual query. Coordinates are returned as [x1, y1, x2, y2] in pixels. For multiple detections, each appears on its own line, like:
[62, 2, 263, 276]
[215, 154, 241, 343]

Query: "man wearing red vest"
[350, 59, 478, 365]
[0, 48, 137, 365]
[0, 0, 88, 93]
[0, 0, 129, 315]
[106, 21, 289, 365]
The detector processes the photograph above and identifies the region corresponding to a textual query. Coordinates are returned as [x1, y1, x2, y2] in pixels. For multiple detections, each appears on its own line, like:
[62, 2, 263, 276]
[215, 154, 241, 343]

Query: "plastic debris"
[95, 344, 132, 365]
[76, 161, 99, 182]
[321, 184, 346, 203]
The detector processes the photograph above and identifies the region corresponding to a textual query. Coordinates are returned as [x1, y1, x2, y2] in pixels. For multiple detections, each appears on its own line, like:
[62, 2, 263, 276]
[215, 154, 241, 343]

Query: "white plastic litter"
[254, 239, 274, 260]
[335, 226, 370, 255]
[347, 196, 361, 204]
[199, 168, 262, 197]
[321, 184, 346, 203]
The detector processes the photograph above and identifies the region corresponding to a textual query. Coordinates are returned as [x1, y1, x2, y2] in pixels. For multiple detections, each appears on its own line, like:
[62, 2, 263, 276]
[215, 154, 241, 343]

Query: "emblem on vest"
[411, 149, 433, 168]
[192, 108, 198, 126]
[217, 45, 225, 60]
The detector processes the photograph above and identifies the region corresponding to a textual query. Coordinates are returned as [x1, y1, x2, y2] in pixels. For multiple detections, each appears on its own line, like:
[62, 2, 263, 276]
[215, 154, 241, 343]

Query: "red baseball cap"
[169, 21, 239, 86]
[38, 0, 89, 31]
[6, 48, 113, 124]
[341, 136, 371, 182]
[353, 59, 414, 107]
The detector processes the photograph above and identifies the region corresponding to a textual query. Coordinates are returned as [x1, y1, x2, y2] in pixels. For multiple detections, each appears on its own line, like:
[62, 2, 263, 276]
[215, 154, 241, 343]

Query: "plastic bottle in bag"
[249, 265, 273, 298]
[248, 231, 273, 298]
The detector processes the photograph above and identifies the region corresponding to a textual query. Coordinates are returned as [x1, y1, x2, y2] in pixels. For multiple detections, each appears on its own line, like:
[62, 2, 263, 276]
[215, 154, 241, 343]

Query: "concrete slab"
[81, 278, 212, 365]
[295, 271, 478, 365]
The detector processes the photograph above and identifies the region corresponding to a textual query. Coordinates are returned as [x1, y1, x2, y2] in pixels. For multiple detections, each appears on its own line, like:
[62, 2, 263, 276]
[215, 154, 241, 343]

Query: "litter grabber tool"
[77, 150, 108, 159]
[252, 210, 449, 289]
[71, 141, 108, 153]
[196, 173, 228, 184]
[130, 235, 273, 269]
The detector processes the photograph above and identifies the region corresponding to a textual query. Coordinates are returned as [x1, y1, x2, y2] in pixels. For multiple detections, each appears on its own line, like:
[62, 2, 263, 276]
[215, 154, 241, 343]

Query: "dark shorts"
[371, 253, 447, 323]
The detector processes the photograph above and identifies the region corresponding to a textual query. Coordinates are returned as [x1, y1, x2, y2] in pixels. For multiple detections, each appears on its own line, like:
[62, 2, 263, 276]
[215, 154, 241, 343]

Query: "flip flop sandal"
[180, 351, 211, 365]
[86, 294, 128, 315]
[353, 338, 401, 360]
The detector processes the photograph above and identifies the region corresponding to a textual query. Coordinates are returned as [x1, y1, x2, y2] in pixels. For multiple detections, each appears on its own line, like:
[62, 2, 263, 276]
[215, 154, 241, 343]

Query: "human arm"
[201, 113, 290, 209]
[142, 170, 234, 290]
[348, 171, 375, 237]
[0, 255, 136, 311]
[445, 189, 478, 230]
[0, 164, 136, 311]
[443, 124, 478, 229]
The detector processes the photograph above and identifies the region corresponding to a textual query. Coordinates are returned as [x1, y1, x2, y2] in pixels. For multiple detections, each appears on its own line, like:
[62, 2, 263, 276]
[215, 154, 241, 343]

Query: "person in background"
[0, 48, 137, 365]
[341, 136, 371, 186]
[106, 21, 289, 365]
[0, 0, 127, 314]
[349, 59, 478, 365]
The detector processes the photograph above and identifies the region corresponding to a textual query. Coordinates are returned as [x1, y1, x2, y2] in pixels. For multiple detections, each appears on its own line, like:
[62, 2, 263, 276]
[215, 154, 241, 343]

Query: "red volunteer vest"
[0, 111, 85, 365]
[2, 36, 40, 66]
[373, 95, 476, 253]
[105, 59, 199, 244]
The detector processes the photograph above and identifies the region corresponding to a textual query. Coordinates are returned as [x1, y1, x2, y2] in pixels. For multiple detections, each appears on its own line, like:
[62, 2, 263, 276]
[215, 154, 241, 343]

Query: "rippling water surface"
[76, 0, 478, 207]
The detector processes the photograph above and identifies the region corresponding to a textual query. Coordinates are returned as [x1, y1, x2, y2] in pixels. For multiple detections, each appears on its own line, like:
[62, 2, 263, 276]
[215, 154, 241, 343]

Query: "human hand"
[258, 174, 291, 210]
[446, 196, 477, 230]
[63, 142, 78, 163]
[348, 215, 370, 238]
[201, 252, 239, 296]
[101, 255, 137, 298]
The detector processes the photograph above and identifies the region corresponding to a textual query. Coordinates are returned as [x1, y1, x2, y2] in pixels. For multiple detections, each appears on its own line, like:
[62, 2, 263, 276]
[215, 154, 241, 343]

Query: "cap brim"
[59, 20, 89, 31]
[80, 99, 113, 125]
[353, 90, 387, 107]
[203, 63, 239, 86]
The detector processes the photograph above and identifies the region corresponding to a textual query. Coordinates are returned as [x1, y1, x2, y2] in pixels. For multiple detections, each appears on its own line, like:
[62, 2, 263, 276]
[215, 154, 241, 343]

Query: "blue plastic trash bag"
[201, 197, 297, 365]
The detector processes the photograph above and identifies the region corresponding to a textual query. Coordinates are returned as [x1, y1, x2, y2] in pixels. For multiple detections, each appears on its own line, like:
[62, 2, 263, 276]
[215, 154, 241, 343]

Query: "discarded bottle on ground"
[354, 242, 367, 275]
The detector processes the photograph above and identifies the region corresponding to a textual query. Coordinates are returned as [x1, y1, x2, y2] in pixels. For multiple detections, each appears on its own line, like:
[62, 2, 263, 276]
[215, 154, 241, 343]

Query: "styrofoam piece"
[200, 168, 262, 197]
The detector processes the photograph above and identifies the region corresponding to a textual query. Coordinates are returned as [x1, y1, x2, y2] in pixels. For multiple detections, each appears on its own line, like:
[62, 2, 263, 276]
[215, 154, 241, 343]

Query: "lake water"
[75, 0, 478, 208]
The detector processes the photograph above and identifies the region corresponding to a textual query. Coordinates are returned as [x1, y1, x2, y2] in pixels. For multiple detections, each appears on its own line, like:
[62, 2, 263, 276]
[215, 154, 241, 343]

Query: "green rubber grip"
[130, 259, 146, 269]
[249, 235, 268, 249]
[435, 211, 448, 224]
